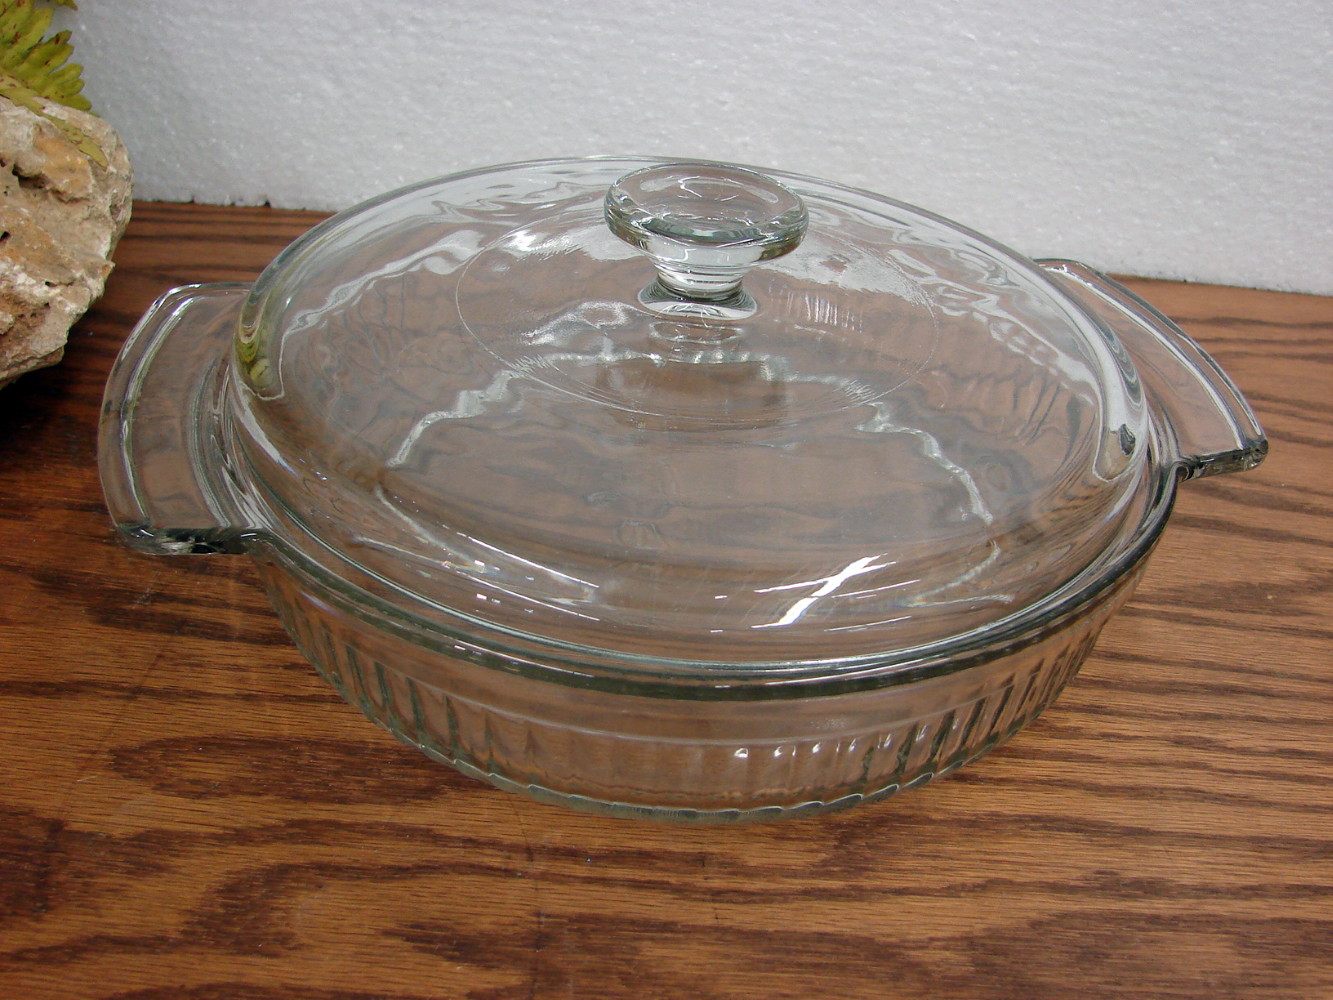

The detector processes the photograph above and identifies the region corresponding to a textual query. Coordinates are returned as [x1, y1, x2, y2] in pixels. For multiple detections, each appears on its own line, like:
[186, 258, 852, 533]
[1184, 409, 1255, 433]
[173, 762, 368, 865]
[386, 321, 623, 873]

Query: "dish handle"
[1037, 260, 1267, 480]
[98, 284, 258, 555]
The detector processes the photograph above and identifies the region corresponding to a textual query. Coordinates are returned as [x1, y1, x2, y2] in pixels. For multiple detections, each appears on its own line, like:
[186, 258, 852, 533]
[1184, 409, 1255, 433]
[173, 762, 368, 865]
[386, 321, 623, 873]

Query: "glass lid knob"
[605, 162, 809, 319]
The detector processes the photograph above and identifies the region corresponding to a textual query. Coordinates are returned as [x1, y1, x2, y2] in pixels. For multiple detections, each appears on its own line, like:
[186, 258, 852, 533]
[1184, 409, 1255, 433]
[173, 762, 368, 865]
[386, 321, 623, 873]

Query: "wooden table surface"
[1, 203, 1330, 1000]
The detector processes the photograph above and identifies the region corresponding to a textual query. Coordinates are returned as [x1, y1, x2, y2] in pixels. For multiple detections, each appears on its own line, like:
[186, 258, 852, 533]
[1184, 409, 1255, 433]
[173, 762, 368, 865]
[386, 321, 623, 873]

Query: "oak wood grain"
[1, 203, 1330, 1000]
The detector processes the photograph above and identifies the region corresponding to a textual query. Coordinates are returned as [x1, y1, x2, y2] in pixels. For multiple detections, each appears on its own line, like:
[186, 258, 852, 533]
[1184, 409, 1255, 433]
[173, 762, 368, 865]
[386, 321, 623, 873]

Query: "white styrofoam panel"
[56, 0, 1332, 293]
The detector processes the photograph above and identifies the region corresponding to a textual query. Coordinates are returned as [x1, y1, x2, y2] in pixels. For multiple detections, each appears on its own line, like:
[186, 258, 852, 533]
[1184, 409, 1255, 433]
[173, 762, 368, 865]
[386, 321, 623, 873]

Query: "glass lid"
[228, 157, 1150, 664]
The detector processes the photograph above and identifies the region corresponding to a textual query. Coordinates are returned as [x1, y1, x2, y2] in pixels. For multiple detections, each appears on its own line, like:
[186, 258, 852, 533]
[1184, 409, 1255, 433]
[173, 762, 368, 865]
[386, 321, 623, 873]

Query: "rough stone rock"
[0, 95, 132, 387]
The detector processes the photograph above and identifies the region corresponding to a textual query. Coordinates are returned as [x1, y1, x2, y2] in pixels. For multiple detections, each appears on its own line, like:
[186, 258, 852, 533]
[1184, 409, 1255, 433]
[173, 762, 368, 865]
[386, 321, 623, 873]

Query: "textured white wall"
[57, 0, 1331, 293]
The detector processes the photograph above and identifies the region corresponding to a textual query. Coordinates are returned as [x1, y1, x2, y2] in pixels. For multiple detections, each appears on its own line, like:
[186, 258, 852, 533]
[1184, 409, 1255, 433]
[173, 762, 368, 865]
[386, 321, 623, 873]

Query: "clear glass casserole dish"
[99, 158, 1266, 821]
